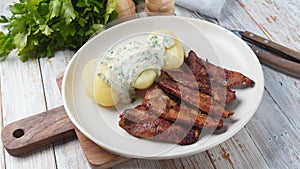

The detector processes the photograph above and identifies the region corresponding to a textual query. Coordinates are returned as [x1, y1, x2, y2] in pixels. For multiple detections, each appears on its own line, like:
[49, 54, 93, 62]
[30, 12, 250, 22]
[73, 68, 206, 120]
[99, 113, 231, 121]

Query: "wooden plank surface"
[0, 70, 5, 169]
[0, 3, 58, 166]
[1, 0, 300, 168]
[237, 1, 300, 168]
[0, 58, 57, 168]
[39, 51, 91, 169]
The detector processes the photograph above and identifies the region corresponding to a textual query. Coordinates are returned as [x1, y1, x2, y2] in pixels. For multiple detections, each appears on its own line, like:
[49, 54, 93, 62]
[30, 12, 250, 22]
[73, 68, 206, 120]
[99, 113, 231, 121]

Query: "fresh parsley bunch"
[0, 0, 117, 61]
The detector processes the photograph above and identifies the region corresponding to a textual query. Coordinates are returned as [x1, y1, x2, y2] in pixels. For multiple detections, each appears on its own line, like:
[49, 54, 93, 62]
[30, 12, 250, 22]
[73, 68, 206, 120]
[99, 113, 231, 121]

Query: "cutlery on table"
[232, 30, 300, 78]
[193, 11, 300, 79]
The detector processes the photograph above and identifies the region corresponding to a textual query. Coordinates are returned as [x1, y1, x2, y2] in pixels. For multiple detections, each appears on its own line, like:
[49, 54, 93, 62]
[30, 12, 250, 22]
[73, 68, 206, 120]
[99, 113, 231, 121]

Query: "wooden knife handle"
[250, 44, 300, 79]
[1, 105, 76, 156]
[242, 31, 300, 63]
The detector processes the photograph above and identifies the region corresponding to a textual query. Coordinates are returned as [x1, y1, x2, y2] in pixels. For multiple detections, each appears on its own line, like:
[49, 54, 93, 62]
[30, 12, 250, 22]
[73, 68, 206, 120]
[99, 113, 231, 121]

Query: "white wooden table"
[1, 0, 300, 168]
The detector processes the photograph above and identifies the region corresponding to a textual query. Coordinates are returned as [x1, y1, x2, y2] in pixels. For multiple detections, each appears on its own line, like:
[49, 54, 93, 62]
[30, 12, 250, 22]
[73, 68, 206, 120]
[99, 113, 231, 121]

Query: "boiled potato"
[163, 38, 184, 69]
[149, 29, 184, 69]
[82, 59, 97, 99]
[82, 59, 120, 107]
[133, 69, 157, 89]
[94, 66, 120, 107]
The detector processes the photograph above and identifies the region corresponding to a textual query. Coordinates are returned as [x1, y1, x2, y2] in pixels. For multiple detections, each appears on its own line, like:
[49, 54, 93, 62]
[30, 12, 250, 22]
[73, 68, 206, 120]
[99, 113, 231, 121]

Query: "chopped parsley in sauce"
[98, 34, 175, 103]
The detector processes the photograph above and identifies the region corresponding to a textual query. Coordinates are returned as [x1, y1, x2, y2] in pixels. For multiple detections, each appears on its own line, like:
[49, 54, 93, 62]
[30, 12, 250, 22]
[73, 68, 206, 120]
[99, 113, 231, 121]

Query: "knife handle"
[242, 31, 300, 63]
[250, 44, 300, 79]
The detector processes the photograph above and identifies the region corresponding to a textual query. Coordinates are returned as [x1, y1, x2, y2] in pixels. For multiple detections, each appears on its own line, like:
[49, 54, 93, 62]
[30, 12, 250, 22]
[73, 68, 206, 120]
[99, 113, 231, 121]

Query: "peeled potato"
[94, 66, 120, 107]
[149, 29, 184, 69]
[163, 38, 184, 69]
[133, 69, 157, 89]
[82, 60, 120, 106]
[82, 59, 97, 99]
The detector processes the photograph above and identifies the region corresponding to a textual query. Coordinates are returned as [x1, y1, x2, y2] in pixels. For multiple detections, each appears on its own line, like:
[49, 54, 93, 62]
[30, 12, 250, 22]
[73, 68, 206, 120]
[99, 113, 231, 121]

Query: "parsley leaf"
[0, 0, 117, 61]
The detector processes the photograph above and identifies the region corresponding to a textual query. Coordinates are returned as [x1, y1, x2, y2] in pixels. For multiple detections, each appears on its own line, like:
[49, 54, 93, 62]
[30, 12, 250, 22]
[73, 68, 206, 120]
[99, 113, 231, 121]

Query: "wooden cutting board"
[1, 73, 130, 169]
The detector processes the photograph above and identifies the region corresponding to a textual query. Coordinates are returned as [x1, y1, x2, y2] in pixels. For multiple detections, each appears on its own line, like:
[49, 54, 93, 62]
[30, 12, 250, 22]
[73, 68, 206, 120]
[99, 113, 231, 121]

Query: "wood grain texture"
[0, 58, 57, 169]
[75, 129, 129, 169]
[248, 44, 300, 79]
[0, 78, 5, 169]
[39, 50, 92, 169]
[56, 72, 129, 169]
[239, 0, 300, 52]
[1, 105, 75, 156]
[238, 0, 300, 129]
[220, 1, 300, 168]
[114, 159, 162, 169]
[246, 92, 300, 169]
[241, 31, 300, 62]
[207, 129, 269, 169]
[237, 0, 300, 168]
[158, 153, 214, 169]
[0, 6, 57, 165]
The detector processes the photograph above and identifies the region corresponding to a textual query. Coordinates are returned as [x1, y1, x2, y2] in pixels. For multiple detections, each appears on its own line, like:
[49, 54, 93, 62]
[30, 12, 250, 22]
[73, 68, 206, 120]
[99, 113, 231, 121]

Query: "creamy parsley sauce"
[98, 34, 175, 103]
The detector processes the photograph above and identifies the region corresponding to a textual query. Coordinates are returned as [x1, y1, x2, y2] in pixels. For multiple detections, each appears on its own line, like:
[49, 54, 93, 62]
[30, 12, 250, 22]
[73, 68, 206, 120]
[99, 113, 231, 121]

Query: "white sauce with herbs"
[98, 34, 175, 103]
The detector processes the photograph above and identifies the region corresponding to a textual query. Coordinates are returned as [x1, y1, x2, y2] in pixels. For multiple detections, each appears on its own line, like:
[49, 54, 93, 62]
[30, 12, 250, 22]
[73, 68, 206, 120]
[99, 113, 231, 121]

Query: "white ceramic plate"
[62, 16, 264, 159]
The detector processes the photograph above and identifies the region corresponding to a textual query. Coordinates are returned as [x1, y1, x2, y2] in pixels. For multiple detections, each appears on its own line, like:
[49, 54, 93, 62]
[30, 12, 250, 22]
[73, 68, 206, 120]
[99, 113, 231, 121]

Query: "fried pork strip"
[164, 71, 236, 103]
[143, 85, 223, 129]
[185, 50, 255, 87]
[119, 105, 201, 145]
[158, 80, 234, 118]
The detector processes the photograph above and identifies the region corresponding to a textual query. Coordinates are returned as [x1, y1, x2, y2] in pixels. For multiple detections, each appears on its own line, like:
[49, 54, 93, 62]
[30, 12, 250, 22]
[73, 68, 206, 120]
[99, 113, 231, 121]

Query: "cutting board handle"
[1, 105, 76, 156]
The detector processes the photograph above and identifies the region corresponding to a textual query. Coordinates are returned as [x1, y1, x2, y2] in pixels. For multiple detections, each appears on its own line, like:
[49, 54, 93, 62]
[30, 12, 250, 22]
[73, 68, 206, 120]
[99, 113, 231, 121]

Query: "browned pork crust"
[185, 50, 255, 87]
[158, 80, 234, 118]
[164, 71, 236, 103]
[119, 105, 201, 145]
[143, 85, 223, 129]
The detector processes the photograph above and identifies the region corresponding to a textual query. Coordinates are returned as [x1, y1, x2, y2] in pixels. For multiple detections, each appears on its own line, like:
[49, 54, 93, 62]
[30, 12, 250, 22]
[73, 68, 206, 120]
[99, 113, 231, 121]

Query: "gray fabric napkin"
[175, 0, 227, 18]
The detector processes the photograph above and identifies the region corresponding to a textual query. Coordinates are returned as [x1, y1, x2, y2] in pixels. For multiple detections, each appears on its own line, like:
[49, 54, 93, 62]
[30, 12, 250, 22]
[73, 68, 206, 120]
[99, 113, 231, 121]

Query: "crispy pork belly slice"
[185, 50, 255, 87]
[143, 85, 223, 129]
[164, 71, 236, 103]
[119, 105, 201, 145]
[158, 80, 234, 118]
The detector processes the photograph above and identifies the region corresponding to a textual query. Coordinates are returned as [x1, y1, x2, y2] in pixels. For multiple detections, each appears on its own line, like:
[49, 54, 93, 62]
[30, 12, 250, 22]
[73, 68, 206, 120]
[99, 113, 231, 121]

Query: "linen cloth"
[175, 0, 227, 18]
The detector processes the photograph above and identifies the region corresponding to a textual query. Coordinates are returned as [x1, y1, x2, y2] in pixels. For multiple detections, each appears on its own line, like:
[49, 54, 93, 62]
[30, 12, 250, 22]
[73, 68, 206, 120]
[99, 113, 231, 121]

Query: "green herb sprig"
[0, 0, 117, 61]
